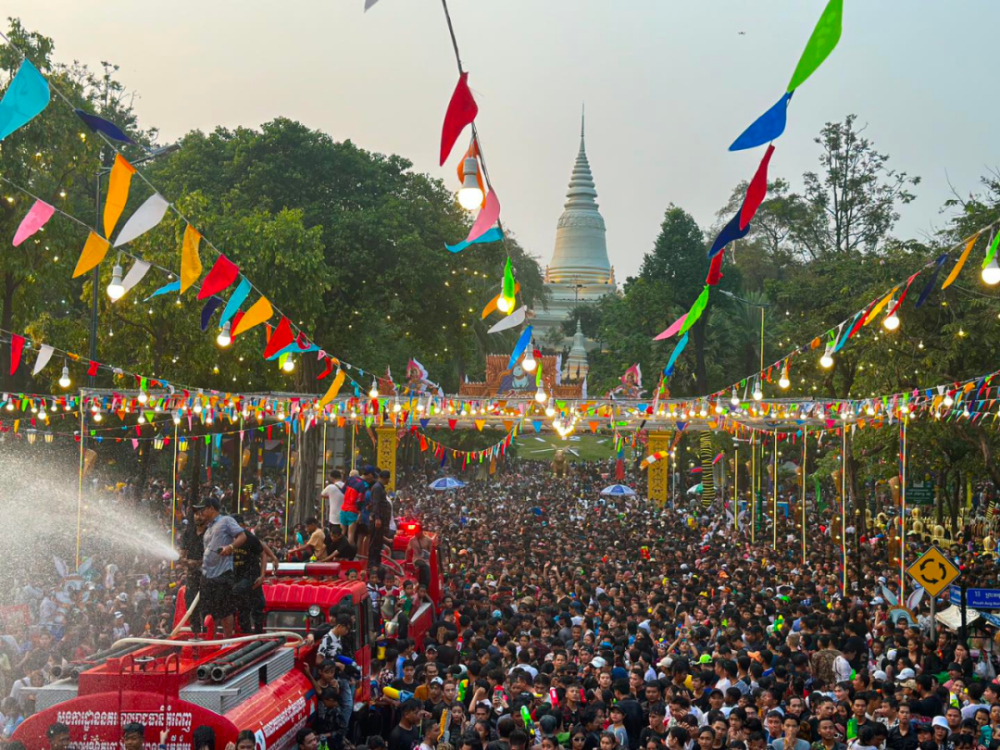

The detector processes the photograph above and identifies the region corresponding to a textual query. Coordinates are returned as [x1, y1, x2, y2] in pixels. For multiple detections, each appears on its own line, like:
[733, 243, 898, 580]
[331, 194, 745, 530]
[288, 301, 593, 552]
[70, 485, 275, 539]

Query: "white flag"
[117, 259, 152, 300]
[114, 193, 170, 247]
[32, 344, 54, 376]
[487, 305, 526, 334]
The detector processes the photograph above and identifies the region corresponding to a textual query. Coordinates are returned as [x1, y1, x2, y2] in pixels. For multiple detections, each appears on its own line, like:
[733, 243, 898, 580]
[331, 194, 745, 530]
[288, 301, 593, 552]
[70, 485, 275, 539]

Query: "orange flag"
[941, 234, 979, 290]
[319, 369, 347, 408]
[179, 225, 203, 292]
[232, 295, 273, 336]
[72, 231, 111, 278]
[103, 154, 136, 237]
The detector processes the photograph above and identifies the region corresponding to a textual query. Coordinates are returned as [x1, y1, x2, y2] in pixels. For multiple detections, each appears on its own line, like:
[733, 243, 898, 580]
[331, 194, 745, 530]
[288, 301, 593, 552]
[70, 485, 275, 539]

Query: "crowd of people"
[4, 452, 1000, 750]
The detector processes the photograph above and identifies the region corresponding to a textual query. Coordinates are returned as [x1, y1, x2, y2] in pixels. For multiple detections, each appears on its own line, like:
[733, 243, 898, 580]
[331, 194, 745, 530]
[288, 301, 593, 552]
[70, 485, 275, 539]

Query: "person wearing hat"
[46, 722, 70, 750]
[193, 496, 246, 638]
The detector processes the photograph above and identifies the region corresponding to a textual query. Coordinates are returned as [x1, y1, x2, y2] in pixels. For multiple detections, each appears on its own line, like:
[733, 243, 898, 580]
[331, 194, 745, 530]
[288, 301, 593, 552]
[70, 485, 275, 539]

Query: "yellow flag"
[180, 225, 203, 292]
[232, 295, 273, 336]
[103, 154, 136, 238]
[863, 288, 896, 326]
[941, 234, 979, 290]
[319, 369, 347, 408]
[474, 419, 485, 431]
[72, 231, 111, 278]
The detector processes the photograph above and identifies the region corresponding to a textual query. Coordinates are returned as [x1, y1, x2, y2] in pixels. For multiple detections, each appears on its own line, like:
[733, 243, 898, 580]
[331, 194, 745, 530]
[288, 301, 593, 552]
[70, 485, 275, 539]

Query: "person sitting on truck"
[290, 517, 328, 562]
[320, 524, 357, 562]
[122, 722, 145, 750]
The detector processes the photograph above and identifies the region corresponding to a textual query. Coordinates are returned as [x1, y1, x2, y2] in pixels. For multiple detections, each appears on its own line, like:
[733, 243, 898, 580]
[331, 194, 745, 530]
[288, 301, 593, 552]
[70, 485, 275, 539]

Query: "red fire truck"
[14, 526, 442, 750]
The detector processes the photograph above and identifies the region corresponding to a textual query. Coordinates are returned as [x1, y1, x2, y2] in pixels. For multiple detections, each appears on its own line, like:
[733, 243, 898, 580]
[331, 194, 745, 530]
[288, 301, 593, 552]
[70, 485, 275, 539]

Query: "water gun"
[458, 679, 469, 703]
[521, 706, 536, 737]
[440, 708, 450, 738]
[774, 615, 785, 633]
[640, 546, 650, 560]
[846, 717, 858, 741]
[549, 688, 560, 706]
[383, 686, 414, 702]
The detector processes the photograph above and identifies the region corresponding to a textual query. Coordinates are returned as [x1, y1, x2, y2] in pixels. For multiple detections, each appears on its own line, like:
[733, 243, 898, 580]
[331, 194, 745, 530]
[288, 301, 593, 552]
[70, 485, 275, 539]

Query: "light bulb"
[368, 381, 379, 399]
[714, 401, 723, 414]
[393, 399, 401, 413]
[779, 367, 790, 389]
[943, 393, 954, 407]
[983, 255, 1000, 286]
[865, 403, 875, 416]
[216, 321, 232, 348]
[4, 401, 12, 411]
[883, 302, 900, 331]
[457, 156, 484, 210]
[522, 349, 537, 373]
[699, 405, 708, 418]
[106, 263, 125, 301]
[93, 410, 102, 423]
[496, 294, 513, 314]
[545, 399, 555, 418]
[282, 356, 295, 373]
[730, 389, 739, 407]
[137, 414, 146, 425]
[173, 411, 181, 425]
[535, 386, 547, 403]
[137, 390, 148, 405]
[820, 351, 834, 369]
[753, 383, 763, 401]
[193, 401, 203, 414]
[38, 405, 47, 421]
[59, 364, 71, 389]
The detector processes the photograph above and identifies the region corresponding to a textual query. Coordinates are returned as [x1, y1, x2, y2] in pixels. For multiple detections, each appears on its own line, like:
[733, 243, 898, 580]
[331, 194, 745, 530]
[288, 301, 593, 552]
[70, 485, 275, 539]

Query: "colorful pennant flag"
[103, 154, 136, 238]
[9, 334, 25, 375]
[318, 369, 347, 407]
[787, 0, 844, 93]
[179, 225, 202, 293]
[232, 296, 273, 337]
[914, 254, 948, 309]
[145, 280, 180, 300]
[114, 192, 170, 247]
[706, 250, 724, 286]
[220, 277, 252, 326]
[31, 344, 53, 376]
[507, 325, 533, 370]
[72, 232, 111, 278]
[487, 305, 527, 333]
[464, 189, 500, 244]
[200, 297, 224, 331]
[74, 109, 135, 144]
[446, 226, 502, 254]
[729, 92, 792, 152]
[983, 231, 1000, 270]
[654, 313, 688, 341]
[12, 199, 54, 247]
[708, 212, 751, 258]
[118, 259, 151, 298]
[664, 332, 689, 377]
[679, 286, 710, 335]
[0, 60, 50, 142]
[197, 254, 239, 300]
[440, 72, 479, 165]
[264, 317, 295, 359]
[740, 144, 775, 229]
[942, 234, 978, 290]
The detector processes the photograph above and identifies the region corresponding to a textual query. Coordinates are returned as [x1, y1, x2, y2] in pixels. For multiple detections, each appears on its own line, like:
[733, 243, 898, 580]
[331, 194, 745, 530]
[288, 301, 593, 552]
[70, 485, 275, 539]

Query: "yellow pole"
[171, 422, 178, 566]
[801, 427, 808, 565]
[76, 393, 85, 568]
[321, 420, 328, 524]
[751, 433, 756, 544]
[284, 423, 292, 544]
[773, 429, 778, 551]
[900, 414, 908, 600]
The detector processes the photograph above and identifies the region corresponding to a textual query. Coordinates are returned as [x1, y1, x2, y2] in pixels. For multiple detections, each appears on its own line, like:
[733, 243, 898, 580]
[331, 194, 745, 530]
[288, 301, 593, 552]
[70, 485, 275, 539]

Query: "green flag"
[788, 0, 844, 92]
[679, 286, 710, 335]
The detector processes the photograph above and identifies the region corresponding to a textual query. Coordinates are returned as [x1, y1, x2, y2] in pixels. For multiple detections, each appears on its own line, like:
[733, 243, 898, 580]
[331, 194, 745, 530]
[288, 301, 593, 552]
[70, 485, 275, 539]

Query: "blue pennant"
[445, 227, 504, 254]
[729, 92, 792, 152]
[708, 212, 751, 258]
[145, 280, 180, 300]
[75, 109, 135, 144]
[200, 297, 223, 331]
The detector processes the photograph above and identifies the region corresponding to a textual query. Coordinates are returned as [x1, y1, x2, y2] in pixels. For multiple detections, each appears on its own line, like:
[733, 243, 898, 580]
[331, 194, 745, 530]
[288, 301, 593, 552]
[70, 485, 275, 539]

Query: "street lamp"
[90, 142, 181, 385]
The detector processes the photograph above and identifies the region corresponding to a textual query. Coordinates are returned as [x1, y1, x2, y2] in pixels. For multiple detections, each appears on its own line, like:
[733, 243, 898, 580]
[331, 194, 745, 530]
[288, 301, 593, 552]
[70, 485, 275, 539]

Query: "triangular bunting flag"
[103, 154, 136, 238]
[72, 232, 110, 278]
[179, 225, 203, 293]
[198, 254, 239, 300]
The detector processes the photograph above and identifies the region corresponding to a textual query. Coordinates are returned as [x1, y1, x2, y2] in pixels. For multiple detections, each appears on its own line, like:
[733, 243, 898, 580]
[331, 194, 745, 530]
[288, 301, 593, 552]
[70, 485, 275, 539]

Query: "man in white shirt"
[322, 470, 346, 532]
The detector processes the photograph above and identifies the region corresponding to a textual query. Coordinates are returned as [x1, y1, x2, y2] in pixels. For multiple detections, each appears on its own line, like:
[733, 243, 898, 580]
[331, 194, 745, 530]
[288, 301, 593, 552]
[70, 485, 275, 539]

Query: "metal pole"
[960, 584, 968, 644]
[929, 595, 936, 641]
[801, 427, 808, 565]
[734, 446, 739, 532]
[237, 416, 244, 513]
[751, 433, 756, 544]
[76, 392, 85, 568]
[89, 173, 101, 387]
[900, 414, 908, 601]
[321, 420, 328, 524]
[284, 422, 292, 544]
[171, 422, 178, 563]
[842, 427, 848, 596]
[773, 430, 778, 551]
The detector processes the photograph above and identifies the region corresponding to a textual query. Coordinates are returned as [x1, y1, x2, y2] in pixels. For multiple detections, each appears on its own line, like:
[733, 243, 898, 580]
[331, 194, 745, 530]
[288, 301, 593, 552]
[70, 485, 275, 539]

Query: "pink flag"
[13, 200, 55, 246]
[653, 313, 688, 341]
[466, 189, 500, 244]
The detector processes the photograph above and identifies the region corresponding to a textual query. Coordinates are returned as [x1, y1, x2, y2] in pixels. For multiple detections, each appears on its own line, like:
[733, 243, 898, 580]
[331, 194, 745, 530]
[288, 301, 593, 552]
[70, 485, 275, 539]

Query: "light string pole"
[75, 394, 85, 568]
[841, 426, 848, 596]
[772, 429, 778, 551]
[801, 427, 808, 565]
[900, 413, 908, 601]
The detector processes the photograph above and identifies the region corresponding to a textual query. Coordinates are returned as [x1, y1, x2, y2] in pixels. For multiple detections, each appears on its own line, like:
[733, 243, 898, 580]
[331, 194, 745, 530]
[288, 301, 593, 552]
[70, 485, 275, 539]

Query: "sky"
[8, 0, 1000, 280]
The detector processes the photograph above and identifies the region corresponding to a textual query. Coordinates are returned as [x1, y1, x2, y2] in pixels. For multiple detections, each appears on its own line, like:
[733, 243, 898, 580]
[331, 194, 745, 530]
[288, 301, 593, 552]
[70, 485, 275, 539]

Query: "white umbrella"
[428, 477, 466, 491]
[600, 484, 636, 497]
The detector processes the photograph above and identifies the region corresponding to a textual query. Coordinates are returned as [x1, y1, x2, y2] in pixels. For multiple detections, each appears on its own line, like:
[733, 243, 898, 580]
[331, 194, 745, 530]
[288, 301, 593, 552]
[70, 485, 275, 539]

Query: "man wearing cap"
[194, 496, 246, 638]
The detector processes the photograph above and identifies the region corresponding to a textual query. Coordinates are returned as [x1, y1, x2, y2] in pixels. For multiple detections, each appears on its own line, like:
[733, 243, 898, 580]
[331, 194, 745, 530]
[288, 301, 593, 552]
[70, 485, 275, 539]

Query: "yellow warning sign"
[906, 545, 960, 597]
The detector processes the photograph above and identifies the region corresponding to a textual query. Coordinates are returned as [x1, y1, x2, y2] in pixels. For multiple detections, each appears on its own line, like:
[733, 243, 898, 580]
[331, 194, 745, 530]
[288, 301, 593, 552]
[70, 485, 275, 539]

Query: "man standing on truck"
[318, 614, 358, 734]
[194, 497, 246, 639]
[369, 469, 393, 572]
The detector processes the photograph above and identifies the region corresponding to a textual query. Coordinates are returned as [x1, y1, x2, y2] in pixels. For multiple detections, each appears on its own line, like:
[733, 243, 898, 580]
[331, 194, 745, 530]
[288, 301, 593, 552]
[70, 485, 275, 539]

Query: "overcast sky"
[9, 0, 999, 280]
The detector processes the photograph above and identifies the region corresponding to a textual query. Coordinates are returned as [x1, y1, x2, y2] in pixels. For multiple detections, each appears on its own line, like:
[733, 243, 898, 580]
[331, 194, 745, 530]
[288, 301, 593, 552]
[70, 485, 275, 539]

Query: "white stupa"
[531, 110, 616, 357]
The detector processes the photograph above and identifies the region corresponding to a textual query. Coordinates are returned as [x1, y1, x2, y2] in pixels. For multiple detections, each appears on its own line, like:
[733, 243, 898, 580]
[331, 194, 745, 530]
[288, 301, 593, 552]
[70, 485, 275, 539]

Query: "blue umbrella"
[428, 477, 466, 491]
[600, 484, 636, 497]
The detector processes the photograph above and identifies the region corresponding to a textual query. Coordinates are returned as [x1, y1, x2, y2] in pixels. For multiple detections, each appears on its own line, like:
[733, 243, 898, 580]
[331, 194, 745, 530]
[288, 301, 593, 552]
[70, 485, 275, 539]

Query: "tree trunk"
[693, 317, 708, 390]
[1, 272, 15, 393]
[936, 469, 947, 526]
[189, 432, 203, 508]
[292, 354, 321, 527]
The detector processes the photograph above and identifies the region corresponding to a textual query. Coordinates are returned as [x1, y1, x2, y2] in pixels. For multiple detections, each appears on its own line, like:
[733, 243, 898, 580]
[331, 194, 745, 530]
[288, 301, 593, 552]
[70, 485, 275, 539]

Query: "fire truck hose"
[110, 631, 304, 651]
[169, 592, 200, 638]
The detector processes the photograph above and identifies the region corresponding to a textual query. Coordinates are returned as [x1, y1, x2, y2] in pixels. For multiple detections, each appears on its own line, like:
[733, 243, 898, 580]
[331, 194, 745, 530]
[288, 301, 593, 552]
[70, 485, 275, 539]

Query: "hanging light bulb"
[216, 321, 232, 348]
[882, 301, 900, 331]
[137, 413, 146, 425]
[698, 403, 708, 418]
[93, 408, 103, 423]
[730, 388, 739, 407]
[820, 345, 834, 369]
[59, 362, 71, 389]
[497, 257, 516, 314]
[535, 384, 547, 404]
[106, 261, 125, 301]
[281, 354, 295, 373]
[943, 393, 954, 408]
[173, 410, 181, 425]
[458, 155, 484, 210]
[368, 380, 379, 399]
[752, 380, 763, 401]
[4, 400, 12, 411]
[545, 398, 555, 418]
[865, 402, 875, 416]
[983, 254, 1000, 285]
[522, 347, 537, 373]
[714, 401, 723, 414]
[38, 403, 47, 421]
[392, 398, 401, 413]
[778, 363, 790, 389]
[137, 390, 148, 405]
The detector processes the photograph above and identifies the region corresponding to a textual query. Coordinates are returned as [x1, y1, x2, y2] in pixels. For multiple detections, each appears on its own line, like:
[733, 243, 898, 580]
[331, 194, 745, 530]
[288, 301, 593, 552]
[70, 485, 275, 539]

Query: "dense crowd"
[4, 455, 1000, 750]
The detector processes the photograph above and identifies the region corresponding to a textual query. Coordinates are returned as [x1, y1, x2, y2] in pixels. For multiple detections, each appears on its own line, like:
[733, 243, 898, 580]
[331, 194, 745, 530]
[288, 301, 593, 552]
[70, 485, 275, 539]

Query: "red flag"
[316, 355, 334, 380]
[740, 144, 775, 230]
[197, 255, 239, 300]
[87, 360, 99, 377]
[8, 335, 24, 376]
[440, 72, 479, 166]
[706, 250, 725, 286]
[615, 458, 625, 481]
[264, 317, 294, 359]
